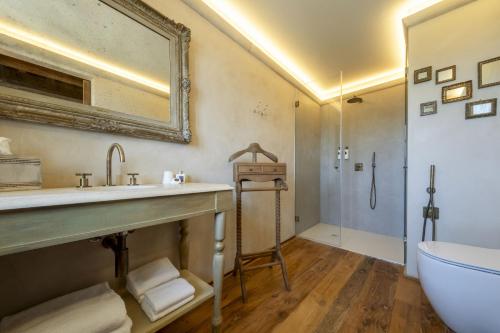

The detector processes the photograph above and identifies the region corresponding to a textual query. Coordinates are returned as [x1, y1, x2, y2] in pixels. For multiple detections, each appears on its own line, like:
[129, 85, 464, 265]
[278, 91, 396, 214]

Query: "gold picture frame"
[465, 99, 497, 119]
[478, 56, 500, 89]
[420, 101, 437, 116]
[442, 80, 473, 104]
[436, 65, 456, 84]
[414, 66, 432, 84]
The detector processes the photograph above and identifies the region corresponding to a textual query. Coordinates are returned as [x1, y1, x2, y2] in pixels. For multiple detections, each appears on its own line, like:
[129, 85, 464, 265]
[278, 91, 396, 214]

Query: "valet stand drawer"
[233, 163, 286, 183]
[262, 165, 285, 173]
[237, 165, 263, 173]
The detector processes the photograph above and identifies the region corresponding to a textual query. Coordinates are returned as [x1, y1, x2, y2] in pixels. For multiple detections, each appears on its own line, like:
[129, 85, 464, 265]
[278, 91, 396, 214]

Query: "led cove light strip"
[319, 68, 406, 100]
[0, 22, 170, 94]
[202, 0, 442, 102]
[406, 0, 443, 16]
[201, 0, 322, 97]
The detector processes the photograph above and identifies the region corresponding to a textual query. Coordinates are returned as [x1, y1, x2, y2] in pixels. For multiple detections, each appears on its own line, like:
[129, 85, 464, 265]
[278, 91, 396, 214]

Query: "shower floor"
[298, 223, 404, 264]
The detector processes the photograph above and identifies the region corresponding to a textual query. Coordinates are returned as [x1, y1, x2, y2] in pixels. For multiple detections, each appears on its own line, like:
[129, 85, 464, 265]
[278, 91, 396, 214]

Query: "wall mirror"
[436, 65, 456, 84]
[420, 101, 437, 116]
[414, 66, 432, 84]
[478, 56, 500, 89]
[0, 0, 191, 143]
[442, 80, 472, 104]
[465, 99, 497, 119]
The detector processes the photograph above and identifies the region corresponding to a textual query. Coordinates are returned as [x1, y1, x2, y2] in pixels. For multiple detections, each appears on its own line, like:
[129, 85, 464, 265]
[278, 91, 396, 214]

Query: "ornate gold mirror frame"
[0, 0, 191, 143]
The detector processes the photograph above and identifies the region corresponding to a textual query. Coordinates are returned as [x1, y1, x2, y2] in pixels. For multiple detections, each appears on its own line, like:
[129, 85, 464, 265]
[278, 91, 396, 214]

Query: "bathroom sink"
[0, 183, 233, 211]
[88, 185, 159, 191]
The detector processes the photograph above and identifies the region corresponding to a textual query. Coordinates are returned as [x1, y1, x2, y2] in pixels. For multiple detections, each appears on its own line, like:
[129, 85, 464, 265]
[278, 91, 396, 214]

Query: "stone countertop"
[0, 183, 233, 211]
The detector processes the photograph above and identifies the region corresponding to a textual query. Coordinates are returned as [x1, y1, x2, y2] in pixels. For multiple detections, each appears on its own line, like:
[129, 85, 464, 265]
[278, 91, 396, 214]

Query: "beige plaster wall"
[0, 0, 320, 317]
[341, 84, 405, 238]
[319, 84, 405, 239]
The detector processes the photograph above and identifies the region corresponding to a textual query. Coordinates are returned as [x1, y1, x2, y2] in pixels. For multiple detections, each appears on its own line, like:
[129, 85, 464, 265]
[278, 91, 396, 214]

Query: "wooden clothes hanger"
[228, 143, 278, 163]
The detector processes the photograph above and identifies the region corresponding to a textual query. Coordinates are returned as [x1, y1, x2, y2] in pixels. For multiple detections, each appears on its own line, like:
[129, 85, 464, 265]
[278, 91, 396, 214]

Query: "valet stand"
[228, 143, 291, 302]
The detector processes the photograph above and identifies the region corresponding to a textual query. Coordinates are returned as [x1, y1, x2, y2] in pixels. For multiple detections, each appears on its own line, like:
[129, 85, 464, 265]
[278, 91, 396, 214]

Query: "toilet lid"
[418, 241, 500, 275]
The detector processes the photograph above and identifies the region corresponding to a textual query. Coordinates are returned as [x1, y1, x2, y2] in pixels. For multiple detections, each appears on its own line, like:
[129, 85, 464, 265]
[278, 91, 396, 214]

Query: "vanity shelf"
[0, 183, 232, 332]
[121, 270, 213, 333]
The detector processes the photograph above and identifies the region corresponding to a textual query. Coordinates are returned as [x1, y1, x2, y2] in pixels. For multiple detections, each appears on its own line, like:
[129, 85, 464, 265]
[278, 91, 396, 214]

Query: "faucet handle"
[76, 173, 92, 188]
[127, 173, 139, 186]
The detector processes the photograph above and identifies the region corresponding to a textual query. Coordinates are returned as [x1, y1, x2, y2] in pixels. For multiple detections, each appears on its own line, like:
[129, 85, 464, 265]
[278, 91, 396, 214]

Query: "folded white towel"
[0, 283, 127, 333]
[141, 295, 194, 322]
[140, 278, 195, 322]
[126, 257, 180, 303]
[110, 316, 132, 333]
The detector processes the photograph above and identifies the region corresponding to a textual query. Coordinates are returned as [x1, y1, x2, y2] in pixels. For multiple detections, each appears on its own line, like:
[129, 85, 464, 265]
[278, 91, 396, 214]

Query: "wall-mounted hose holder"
[422, 165, 438, 241]
[370, 152, 377, 210]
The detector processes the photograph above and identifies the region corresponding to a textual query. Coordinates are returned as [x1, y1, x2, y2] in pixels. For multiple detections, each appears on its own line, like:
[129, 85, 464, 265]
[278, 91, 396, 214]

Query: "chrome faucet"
[106, 143, 126, 186]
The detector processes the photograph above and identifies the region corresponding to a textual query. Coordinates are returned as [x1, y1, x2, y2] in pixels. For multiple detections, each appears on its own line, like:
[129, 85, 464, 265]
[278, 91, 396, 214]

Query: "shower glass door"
[297, 69, 405, 263]
[318, 72, 343, 246]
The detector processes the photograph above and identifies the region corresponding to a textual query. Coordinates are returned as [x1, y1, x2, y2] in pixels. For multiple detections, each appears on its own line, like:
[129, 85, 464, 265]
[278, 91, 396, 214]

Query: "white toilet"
[417, 241, 500, 333]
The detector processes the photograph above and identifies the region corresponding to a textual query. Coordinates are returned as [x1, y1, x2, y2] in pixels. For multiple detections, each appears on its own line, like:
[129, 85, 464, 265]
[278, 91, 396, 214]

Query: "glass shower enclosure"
[296, 72, 405, 263]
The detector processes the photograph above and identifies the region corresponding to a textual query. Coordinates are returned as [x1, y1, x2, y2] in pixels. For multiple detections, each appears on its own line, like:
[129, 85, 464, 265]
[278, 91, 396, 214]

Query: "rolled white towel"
[126, 257, 180, 303]
[0, 283, 127, 333]
[141, 278, 195, 322]
[110, 316, 132, 333]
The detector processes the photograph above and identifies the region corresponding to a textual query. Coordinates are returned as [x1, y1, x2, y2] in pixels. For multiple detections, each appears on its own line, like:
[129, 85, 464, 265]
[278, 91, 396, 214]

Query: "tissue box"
[0, 156, 42, 191]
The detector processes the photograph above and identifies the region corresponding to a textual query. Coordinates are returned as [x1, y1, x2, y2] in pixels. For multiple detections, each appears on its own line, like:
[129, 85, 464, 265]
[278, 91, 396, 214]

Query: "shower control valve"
[344, 146, 350, 160]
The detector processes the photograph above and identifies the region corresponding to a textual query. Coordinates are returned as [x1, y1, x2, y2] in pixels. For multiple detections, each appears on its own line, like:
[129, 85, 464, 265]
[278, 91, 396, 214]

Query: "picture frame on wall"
[442, 80, 473, 104]
[420, 101, 437, 116]
[414, 66, 432, 84]
[478, 56, 500, 88]
[436, 65, 456, 84]
[465, 98, 497, 119]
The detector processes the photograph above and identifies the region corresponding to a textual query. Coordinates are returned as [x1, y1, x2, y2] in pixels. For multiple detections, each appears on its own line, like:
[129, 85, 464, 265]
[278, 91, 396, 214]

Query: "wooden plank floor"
[161, 238, 447, 333]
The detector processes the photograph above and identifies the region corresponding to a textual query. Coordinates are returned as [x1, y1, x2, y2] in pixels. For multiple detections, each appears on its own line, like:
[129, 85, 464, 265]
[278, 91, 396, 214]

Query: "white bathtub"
[417, 241, 500, 333]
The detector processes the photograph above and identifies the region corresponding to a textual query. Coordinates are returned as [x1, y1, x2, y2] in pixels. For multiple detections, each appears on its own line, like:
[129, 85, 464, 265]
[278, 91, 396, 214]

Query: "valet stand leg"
[275, 179, 291, 291]
[234, 181, 248, 302]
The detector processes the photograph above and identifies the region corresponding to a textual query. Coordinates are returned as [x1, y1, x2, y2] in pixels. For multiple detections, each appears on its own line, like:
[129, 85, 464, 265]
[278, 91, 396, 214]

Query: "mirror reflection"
[417, 72, 428, 80]
[0, 0, 171, 123]
[479, 57, 500, 88]
[446, 87, 466, 99]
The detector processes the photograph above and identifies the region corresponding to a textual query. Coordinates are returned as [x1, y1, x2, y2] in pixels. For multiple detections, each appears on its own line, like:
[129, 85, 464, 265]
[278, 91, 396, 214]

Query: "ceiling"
[213, 0, 407, 90]
[185, 0, 451, 102]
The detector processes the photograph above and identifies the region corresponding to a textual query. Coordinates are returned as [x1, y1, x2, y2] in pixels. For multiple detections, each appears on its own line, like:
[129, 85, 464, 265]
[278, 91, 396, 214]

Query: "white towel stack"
[126, 257, 180, 303]
[0, 283, 131, 333]
[126, 257, 195, 322]
[141, 278, 195, 322]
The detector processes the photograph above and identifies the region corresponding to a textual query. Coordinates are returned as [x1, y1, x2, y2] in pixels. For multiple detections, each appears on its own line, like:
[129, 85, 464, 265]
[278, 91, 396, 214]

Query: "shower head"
[347, 96, 363, 104]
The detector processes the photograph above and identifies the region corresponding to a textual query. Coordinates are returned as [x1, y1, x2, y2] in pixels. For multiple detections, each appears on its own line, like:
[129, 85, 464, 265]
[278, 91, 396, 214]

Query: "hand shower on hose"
[422, 165, 438, 241]
[370, 152, 376, 210]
